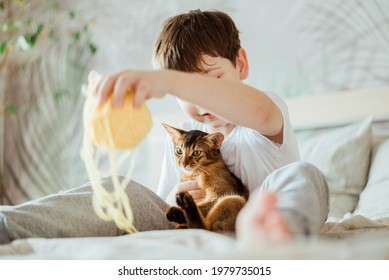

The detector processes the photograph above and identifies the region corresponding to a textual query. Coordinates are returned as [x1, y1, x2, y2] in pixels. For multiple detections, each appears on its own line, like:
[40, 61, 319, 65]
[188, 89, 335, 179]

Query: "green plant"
[0, 0, 97, 115]
[0, 0, 98, 204]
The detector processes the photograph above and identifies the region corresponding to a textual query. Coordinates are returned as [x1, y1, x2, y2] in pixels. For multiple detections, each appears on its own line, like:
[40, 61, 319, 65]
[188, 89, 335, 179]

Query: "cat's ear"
[162, 123, 185, 143]
[206, 132, 224, 149]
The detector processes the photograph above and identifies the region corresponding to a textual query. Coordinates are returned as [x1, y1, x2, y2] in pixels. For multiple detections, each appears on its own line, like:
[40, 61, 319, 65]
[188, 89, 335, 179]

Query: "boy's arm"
[97, 69, 283, 137]
[170, 71, 283, 137]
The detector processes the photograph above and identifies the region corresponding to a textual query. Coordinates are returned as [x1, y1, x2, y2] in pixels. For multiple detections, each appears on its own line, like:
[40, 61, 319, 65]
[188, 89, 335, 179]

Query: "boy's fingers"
[113, 75, 133, 108]
[177, 180, 199, 192]
[97, 70, 130, 105]
[97, 74, 117, 105]
[94, 80, 101, 95]
[188, 189, 206, 202]
[134, 82, 149, 109]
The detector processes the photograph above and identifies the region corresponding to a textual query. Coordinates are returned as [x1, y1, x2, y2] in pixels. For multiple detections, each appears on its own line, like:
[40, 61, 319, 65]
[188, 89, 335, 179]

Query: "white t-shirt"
[157, 92, 300, 200]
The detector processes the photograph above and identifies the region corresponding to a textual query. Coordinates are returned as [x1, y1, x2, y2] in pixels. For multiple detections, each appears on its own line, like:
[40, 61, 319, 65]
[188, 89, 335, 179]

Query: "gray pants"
[0, 161, 328, 244]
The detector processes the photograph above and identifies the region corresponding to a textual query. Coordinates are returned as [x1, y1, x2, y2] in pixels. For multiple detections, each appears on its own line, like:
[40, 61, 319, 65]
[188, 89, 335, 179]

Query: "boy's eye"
[192, 150, 202, 157]
[175, 147, 183, 155]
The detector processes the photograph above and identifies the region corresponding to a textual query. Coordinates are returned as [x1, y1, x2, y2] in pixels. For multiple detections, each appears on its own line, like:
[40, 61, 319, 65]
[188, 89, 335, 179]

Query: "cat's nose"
[181, 159, 187, 167]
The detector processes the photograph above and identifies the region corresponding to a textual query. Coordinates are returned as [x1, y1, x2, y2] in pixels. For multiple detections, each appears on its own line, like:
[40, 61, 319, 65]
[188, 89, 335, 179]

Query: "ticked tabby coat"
[163, 124, 249, 233]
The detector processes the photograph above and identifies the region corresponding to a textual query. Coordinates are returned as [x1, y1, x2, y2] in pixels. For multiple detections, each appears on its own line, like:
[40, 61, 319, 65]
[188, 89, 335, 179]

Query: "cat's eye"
[175, 147, 183, 155]
[192, 150, 202, 157]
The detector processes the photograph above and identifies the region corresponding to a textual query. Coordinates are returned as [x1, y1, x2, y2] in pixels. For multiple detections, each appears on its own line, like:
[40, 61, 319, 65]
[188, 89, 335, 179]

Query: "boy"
[0, 10, 328, 246]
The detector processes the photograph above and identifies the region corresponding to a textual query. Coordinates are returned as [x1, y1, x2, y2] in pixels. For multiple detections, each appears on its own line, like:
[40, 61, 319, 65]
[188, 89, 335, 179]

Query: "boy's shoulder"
[263, 91, 288, 111]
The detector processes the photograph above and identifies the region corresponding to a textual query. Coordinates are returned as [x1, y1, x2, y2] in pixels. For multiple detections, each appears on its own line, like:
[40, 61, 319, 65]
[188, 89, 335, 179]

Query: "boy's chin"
[205, 120, 230, 129]
[196, 117, 228, 128]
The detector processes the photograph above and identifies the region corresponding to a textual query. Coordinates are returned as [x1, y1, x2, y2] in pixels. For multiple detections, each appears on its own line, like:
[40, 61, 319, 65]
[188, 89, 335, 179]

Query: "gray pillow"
[353, 138, 389, 220]
[299, 117, 372, 220]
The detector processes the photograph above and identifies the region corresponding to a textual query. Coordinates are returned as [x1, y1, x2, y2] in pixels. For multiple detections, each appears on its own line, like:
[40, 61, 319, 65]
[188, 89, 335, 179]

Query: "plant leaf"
[23, 23, 44, 48]
[88, 42, 97, 54]
[68, 11, 76, 19]
[7, 103, 17, 115]
[2, 21, 8, 32]
[0, 41, 8, 54]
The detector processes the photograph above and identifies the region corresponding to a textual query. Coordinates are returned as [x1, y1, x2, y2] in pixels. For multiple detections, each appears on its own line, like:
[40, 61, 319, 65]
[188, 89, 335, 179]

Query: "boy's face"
[177, 54, 243, 130]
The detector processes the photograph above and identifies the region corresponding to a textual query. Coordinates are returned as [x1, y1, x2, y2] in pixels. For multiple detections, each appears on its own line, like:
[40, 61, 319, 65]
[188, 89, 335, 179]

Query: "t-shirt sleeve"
[156, 135, 180, 200]
[264, 91, 294, 149]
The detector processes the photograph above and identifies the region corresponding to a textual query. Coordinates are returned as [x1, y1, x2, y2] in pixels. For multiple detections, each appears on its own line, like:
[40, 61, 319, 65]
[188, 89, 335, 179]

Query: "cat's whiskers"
[180, 166, 195, 175]
[196, 165, 218, 177]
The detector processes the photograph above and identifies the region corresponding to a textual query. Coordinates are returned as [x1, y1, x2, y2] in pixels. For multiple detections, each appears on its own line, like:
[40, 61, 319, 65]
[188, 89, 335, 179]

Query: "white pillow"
[353, 138, 389, 220]
[299, 117, 372, 219]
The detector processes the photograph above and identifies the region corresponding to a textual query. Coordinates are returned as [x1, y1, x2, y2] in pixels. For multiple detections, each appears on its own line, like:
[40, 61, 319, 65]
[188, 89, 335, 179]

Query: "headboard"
[285, 86, 389, 130]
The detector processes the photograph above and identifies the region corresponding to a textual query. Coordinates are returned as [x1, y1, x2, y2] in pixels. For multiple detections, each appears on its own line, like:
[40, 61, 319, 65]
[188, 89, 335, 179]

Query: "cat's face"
[163, 124, 224, 174]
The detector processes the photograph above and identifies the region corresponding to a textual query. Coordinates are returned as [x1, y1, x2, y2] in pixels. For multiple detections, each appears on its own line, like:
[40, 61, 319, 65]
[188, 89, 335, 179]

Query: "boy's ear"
[236, 48, 249, 80]
[162, 123, 184, 143]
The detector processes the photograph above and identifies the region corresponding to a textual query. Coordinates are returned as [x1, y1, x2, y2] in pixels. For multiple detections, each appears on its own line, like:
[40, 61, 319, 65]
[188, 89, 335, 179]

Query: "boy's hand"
[166, 180, 205, 205]
[177, 180, 205, 203]
[96, 70, 170, 109]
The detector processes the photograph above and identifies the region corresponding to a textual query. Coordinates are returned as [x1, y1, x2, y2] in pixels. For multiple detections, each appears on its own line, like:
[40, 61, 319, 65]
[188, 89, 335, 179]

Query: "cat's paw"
[175, 224, 188, 229]
[166, 206, 186, 224]
[176, 191, 195, 210]
[176, 191, 204, 229]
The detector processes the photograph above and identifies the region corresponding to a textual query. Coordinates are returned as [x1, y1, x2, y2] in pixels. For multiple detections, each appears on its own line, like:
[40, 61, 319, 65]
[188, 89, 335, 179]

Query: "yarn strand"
[80, 70, 152, 234]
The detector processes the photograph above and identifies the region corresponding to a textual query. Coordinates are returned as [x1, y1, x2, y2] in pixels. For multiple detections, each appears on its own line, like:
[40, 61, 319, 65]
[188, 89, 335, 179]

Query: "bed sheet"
[1, 215, 389, 259]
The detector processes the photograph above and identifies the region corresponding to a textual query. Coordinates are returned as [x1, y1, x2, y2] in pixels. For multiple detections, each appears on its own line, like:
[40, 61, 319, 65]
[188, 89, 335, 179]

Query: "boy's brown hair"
[153, 9, 241, 72]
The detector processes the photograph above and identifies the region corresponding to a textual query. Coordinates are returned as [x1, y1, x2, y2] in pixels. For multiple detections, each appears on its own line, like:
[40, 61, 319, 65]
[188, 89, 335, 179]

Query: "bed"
[1, 86, 389, 260]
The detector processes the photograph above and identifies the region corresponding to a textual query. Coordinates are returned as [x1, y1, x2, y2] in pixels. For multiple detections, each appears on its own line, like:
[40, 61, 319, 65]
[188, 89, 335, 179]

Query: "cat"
[163, 123, 249, 233]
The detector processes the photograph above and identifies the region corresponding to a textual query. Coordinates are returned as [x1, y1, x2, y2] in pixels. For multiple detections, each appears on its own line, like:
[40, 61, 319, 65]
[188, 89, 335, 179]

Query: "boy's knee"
[287, 161, 326, 184]
[289, 161, 328, 189]
[266, 161, 329, 197]
[279, 162, 329, 232]
[289, 161, 329, 215]
[288, 161, 320, 175]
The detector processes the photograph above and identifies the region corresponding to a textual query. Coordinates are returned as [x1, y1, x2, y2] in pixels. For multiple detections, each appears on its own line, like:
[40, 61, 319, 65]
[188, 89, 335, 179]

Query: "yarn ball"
[83, 71, 152, 150]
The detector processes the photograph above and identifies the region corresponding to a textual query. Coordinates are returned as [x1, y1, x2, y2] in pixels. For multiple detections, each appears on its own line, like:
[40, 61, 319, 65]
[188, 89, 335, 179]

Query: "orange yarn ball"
[83, 73, 152, 150]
